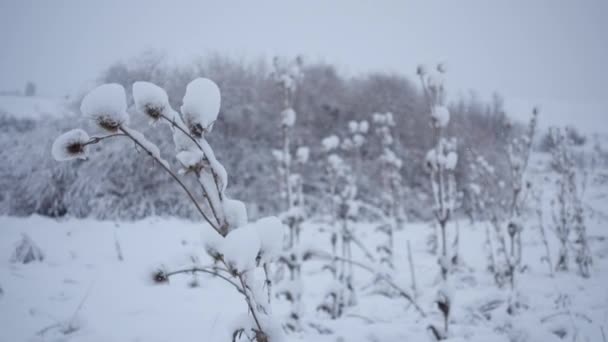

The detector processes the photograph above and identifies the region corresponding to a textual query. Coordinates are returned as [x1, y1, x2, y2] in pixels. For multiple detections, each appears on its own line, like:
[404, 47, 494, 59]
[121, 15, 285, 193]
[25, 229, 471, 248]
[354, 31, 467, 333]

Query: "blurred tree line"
[0, 52, 515, 221]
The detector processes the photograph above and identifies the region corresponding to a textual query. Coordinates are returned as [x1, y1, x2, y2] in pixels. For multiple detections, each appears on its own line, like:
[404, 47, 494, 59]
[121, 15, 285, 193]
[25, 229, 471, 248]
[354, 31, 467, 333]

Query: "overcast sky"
[1, 0, 606, 132]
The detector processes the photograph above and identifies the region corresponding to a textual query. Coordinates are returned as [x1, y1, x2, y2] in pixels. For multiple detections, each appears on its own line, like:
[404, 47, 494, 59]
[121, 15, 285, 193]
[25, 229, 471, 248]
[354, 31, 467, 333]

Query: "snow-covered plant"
[53, 79, 286, 341]
[10, 233, 44, 264]
[490, 108, 538, 314]
[316, 134, 366, 319]
[532, 188, 553, 276]
[418, 63, 457, 338]
[465, 153, 500, 273]
[343, 119, 369, 178]
[372, 112, 403, 269]
[549, 127, 592, 277]
[270, 56, 308, 332]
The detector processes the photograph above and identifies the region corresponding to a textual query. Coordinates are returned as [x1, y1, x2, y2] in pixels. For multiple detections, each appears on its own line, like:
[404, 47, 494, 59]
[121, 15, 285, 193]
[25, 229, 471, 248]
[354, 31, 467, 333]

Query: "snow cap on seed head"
[80, 83, 129, 132]
[181, 78, 221, 138]
[52, 129, 90, 161]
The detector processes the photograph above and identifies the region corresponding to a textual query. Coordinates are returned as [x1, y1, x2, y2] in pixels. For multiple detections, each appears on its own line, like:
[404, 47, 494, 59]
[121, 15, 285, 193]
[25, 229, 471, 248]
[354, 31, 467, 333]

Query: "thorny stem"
[118, 126, 221, 234]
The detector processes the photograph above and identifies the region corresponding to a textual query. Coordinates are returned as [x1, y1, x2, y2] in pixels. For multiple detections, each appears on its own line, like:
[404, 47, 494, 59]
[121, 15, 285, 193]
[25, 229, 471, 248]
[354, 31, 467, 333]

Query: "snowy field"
[1, 191, 607, 342]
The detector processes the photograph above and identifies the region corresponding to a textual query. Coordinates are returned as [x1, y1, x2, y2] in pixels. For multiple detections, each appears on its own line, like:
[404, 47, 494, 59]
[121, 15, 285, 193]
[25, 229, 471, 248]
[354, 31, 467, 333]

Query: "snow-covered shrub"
[549, 127, 592, 277]
[53, 79, 285, 341]
[10, 233, 44, 264]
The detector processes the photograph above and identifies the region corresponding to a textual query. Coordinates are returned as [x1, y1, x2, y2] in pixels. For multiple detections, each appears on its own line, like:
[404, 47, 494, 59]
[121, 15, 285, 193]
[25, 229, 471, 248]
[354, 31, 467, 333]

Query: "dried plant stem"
[118, 127, 221, 234]
[407, 240, 418, 298]
[164, 267, 243, 295]
[322, 254, 426, 317]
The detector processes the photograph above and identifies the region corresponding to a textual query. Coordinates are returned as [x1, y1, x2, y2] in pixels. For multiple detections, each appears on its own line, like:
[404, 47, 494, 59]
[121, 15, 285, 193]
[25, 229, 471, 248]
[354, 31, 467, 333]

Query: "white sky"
[0, 0, 606, 132]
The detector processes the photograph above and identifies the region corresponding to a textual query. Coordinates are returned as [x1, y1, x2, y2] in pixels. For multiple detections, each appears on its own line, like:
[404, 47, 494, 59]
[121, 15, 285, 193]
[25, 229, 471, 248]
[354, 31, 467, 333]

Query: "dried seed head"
[52, 129, 91, 161]
[152, 269, 169, 284]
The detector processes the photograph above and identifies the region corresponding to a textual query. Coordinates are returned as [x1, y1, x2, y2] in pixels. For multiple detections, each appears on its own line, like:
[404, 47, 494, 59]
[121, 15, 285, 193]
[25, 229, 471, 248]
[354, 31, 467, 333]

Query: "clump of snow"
[132, 81, 171, 121]
[295, 146, 309, 163]
[348, 120, 358, 133]
[253, 216, 284, 263]
[280, 108, 296, 127]
[352, 133, 365, 147]
[432, 105, 450, 128]
[272, 149, 289, 163]
[80, 83, 129, 132]
[122, 127, 169, 169]
[445, 151, 458, 170]
[201, 228, 224, 259]
[10, 234, 44, 264]
[359, 120, 369, 133]
[380, 149, 403, 169]
[199, 139, 228, 192]
[180, 78, 221, 137]
[51, 129, 90, 161]
[322, 135, 340, 151]
[176, 150, 204, 171]
[221, 226, 261, 273]
[425, 148, 445, 171]
[223, 198, 248, 230]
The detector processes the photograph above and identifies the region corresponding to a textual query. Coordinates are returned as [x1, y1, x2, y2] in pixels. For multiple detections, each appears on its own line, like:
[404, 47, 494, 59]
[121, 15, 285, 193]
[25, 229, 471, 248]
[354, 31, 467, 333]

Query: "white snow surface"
[51, 129, 90, 161]
[1, 157, 607, 341]
[80, 84, 129, 128]
[181, 78, 221, 133]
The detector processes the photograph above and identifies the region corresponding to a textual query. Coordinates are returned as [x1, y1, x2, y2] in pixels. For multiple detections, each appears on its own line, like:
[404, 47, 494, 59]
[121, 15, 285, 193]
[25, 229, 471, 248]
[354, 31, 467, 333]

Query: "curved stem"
[160, 113, 226, 225]
[118, 126, 221, 234]
[165, 267, 244, 295]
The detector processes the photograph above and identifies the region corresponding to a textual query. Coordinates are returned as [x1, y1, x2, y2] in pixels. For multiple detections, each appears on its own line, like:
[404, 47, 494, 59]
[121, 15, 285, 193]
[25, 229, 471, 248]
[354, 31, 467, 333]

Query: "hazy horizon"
[1, 0, 607, 133]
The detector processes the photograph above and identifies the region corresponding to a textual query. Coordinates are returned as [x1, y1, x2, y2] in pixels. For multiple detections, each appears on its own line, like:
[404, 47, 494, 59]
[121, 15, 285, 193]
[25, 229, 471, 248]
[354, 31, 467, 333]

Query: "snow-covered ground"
[1, 201, 606, 342]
